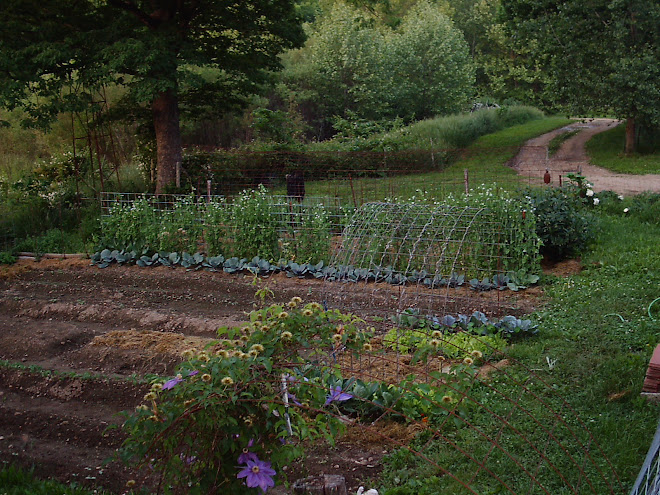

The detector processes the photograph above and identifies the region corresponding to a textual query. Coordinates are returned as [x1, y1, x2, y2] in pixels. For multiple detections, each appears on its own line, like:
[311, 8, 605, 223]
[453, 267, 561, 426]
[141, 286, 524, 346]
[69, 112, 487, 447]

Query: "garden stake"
[281, 373, 293, 437]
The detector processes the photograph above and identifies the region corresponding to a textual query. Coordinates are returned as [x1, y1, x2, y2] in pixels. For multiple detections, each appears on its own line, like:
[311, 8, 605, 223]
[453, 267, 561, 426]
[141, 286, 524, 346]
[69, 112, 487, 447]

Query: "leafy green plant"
[230, 186, 280, 260]
[119, 300, 373, 493]
[0, 251, 16, 264]
[523, 186, 598, 259]
[384, 326, 507, 360]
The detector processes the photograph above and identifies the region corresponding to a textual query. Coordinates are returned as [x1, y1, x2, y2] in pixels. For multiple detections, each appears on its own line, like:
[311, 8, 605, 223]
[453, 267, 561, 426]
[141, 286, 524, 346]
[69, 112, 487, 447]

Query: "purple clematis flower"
[162, 376, 183, 390]
[324, 385, 353, 406]
[237, 458, 276, 493]
[238, 439, 257, 464]
[238, 450, 259, 464]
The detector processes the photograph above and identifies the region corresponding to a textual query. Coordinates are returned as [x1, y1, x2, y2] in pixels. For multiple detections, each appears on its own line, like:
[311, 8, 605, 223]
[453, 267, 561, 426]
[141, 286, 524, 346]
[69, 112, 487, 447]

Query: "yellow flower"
[430, 339, 441, 349]
[151, 383, 163, 391]
[431, 330, 442, 339]
[261, 325, 270, 332]
[309, 302, 323, 311]
[442, 395, 453, 404]
[302, 309, 313, 317]
[216, 350, 230, 359]
[287, 301, 297, 309]
[248, 349, 259, 358]
[250, 344, 265, 353]
[221, 376, 234, 386]
[291, 296, 303, 304]
[332, 333, 343, 343]
[278, 311, 289, 319]
[126, 480, 136, 488]
[240, 335, 249, 342]
[144, 392, 157, 401]
[182, 349, 194, 360]
[233, 339, 243, 348]
[198, 353, 210, 362]
[470, 350, 483, 359]
[463, 357, 474, 366]
[244, 417, 254, 426]
[202, 373, 212, 383]
[136, 404, 149, 411]
[241, 326, 251, 334]
[281, 331, 293, 340]
[363, 343, 373, 352]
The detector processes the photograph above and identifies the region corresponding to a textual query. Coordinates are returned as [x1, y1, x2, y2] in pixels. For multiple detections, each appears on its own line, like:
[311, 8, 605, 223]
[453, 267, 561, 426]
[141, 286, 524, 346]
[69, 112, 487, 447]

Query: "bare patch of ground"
[509, 118, 660, 196]
[0, 259, 541, 492]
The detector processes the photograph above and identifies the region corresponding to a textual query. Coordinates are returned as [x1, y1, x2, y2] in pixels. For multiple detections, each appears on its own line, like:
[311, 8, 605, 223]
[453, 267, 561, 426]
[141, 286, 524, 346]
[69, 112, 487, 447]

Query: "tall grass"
[307, 105, 545, 152]
[299, 116, 573, 202]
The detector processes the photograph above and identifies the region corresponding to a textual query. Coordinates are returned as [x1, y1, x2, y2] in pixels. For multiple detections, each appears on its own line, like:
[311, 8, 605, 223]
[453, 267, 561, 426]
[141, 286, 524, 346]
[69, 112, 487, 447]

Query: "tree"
[500, 0, 660, 153]
[281, 1, 474, 137]
[0, 1, 305, 192]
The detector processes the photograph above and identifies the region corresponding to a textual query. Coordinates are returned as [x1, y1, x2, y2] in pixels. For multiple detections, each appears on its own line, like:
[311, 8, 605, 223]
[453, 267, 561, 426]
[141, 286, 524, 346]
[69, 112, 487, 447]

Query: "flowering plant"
[119, 299, 372, 493]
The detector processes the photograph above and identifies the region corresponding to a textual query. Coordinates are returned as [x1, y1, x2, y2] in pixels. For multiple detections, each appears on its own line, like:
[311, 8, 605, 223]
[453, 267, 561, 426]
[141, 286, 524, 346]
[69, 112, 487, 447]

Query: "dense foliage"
[119, 300, 485, 492]
[500, 0, 660, 152]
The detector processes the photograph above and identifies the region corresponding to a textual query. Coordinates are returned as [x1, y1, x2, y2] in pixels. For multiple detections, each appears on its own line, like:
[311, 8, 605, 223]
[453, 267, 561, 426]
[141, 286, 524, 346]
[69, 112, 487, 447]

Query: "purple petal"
[188, 370, 199, 376]
[162, 377, 183, 390]
[238, 451, 258, 465]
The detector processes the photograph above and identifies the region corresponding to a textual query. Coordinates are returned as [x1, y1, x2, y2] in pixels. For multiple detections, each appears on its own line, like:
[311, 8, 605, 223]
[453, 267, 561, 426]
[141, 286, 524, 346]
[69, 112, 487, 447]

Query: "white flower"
[593, 198, 600, 205]
[624, 208, 630, 213]
[618, 195, 624, 201]
[586, 189, 594, 197]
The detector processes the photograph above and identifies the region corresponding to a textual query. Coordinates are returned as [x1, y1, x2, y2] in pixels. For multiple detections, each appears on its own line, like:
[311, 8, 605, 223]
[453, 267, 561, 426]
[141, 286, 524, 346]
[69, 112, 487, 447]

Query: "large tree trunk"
[625, 117, 636, 154]
[152, 89, 183, 193]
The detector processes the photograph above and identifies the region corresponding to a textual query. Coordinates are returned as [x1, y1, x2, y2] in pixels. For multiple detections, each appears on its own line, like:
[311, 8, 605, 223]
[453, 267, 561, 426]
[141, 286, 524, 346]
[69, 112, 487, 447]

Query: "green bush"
[0, 251, 16, 264]
[119, 300, 373, 493]
[523, 186, 598, 259]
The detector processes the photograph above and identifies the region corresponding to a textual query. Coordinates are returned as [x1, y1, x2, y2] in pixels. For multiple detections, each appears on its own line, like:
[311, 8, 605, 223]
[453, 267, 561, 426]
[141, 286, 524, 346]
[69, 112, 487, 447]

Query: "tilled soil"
[0, 259, 538, 493]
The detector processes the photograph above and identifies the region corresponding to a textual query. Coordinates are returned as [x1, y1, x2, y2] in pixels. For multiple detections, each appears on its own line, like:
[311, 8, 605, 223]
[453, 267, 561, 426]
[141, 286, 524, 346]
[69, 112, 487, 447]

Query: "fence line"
[630, 417, 660, 495]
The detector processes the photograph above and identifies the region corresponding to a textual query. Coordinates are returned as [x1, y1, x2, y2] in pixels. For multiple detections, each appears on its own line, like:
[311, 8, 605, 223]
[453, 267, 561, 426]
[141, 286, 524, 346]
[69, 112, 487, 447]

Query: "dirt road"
[509, 118, 660, 196]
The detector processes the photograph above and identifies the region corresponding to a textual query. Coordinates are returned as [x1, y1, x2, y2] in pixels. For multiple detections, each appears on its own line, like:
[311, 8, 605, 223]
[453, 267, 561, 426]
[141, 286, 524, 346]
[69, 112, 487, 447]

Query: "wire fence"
[630, 418, 660, 495]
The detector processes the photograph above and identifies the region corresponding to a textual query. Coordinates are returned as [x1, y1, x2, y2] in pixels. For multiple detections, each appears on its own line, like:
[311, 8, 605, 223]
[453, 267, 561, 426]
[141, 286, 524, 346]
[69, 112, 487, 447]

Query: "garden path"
[509, 118, 660, 196]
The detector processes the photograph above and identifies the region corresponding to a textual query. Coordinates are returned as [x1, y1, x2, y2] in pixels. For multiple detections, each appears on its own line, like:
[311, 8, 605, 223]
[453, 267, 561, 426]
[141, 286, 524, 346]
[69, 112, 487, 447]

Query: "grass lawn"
[586, 124, 660, 174]
[292, 116, 573, 204]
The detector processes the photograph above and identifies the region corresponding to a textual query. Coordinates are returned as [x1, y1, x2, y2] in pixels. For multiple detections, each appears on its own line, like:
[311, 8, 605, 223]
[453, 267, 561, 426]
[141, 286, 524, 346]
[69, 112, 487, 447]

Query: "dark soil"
[0, 259, 541, 493]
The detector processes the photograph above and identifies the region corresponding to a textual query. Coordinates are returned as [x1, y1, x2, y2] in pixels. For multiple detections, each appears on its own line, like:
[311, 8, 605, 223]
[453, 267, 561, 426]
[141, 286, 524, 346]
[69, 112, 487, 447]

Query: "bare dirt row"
[0, 259, 539, 492]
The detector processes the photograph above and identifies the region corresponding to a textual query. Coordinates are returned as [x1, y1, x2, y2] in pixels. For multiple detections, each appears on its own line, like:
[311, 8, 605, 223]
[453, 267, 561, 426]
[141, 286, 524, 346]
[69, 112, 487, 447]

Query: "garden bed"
[0, 258, 543, 492]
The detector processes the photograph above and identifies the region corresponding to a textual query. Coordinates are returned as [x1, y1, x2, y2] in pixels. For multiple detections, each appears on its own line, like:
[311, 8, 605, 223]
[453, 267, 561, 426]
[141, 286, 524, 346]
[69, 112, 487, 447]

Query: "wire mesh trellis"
[99, 191, 350, 263]
[309, 201, 622, 494]
[321, 201, 529, 323]
[630, 418, 660, 495]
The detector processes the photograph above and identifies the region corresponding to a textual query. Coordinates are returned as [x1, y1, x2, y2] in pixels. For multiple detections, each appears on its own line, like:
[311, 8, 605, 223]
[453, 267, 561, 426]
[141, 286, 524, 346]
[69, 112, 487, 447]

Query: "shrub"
[119, 300, 373, 493]
[0, 251, 16, 264]
[523, 186, 598, 260]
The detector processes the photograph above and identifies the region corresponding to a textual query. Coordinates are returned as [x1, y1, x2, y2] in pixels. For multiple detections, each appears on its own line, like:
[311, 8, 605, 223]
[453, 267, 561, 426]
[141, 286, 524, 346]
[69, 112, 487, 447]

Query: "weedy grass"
[380, 210, 660, 494]
[301, 116, 573, 202]
[586, 124, 660, 174]
[548, 129, 580, 156]
[0, 464, 114, 495]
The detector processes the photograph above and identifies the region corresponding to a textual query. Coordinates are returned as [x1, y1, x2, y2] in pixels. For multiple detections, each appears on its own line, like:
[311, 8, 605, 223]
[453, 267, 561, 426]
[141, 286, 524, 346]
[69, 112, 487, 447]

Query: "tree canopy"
[500, 0, 660, 152]
[281, 0, 474, 139]
[0, 0, 305, 191]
